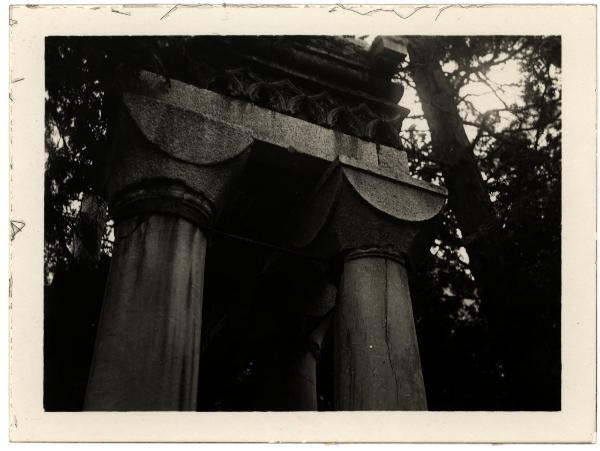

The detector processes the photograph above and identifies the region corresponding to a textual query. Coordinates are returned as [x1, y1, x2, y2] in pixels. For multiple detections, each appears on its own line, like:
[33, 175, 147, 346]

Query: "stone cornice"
[209, 65, 408, 148]
[156, 36, 408, 147]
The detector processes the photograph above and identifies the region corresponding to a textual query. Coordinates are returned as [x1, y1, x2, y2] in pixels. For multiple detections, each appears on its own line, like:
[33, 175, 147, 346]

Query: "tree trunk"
[404, 36, 513, 405]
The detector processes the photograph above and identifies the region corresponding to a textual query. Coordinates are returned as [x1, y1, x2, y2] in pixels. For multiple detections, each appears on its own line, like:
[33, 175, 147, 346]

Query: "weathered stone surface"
[109, 182, 213, 229]
[124, 93, 254, 166]
[369, 36, 408, 80]
[84, 213, 206, 411]
[206, 36, 408, 116]
[371, 36, 408, 60]
[105, 105, 252, 223]
[292, 161, 447, 262]
[125, 71, 409, 183]
[108, 73, 410, 228]
[117, 75, 445, 234]
[90, 67, 447, 412]
[335, 256, 427, 410]
[288, 154, 445, 412]
[90, 82, 257, 410]
[343, 165, 447, 223]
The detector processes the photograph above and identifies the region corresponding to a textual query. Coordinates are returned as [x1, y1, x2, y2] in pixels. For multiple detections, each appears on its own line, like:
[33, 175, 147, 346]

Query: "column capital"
[292, 160, 447, 264]
[102, 83, 254, 225]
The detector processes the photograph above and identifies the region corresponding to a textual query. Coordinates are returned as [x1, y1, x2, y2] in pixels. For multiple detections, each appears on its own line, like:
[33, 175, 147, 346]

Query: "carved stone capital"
[292, 160, 447, 264]
[104, 87, 254, 225]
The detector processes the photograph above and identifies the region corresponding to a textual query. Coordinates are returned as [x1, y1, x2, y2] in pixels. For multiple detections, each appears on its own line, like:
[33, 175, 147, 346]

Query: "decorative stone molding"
[209, 66, 409, 147]
[115, 36, 410, 147]
[288, 93, 330, 125]
[345, 246, 406, 266]
[110, 181, 213, 229]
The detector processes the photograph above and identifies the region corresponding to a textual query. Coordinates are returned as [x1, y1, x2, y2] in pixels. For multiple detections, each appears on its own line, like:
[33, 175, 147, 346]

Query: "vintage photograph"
[43, 34, 561, 412]
[9, 3, 596, 443]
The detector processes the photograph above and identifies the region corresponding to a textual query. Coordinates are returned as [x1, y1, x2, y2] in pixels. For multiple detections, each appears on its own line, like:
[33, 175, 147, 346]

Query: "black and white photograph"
[8, 3, 596, 443]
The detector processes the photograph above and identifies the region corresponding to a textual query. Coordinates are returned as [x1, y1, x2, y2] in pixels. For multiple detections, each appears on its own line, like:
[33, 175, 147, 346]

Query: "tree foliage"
[400, 35, 561, 409]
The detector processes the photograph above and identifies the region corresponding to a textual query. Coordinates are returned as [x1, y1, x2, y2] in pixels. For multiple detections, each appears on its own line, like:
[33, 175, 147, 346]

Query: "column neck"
[345, 246, 406, 267]
[110, 181, 214, 229]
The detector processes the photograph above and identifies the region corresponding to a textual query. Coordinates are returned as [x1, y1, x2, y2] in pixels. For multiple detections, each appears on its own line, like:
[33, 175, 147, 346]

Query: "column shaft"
[283, 350, 319, 410]
[334, 256, 427, 410]
[84, 213, 206, 411]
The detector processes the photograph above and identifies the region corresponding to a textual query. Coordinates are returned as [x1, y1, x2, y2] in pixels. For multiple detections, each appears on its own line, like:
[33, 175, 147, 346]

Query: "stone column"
[258, 257, 336, 411]
[335, 250, 425, 410]
[84, 186, 210, 411]
[283, 283, 336, 411]
[84, 76, 254, 410]
[292, 158, 447, 411]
